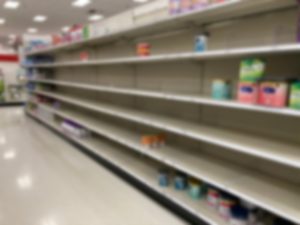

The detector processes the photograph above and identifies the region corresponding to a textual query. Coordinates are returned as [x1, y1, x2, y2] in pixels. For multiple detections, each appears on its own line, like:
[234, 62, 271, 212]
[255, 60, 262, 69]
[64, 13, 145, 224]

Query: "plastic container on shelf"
[207, 186, 220, 209]
[188, 178, 206, 200]
[137, 43, 151, 56]
[195, 34, 208, 52]
[218, 193, 237, 220]
[174, 172, 188, 190]
[158, 169, 170, 187]
[273, 217, 294, 225]
[230, 205, 249, 225]
[212, 79, 231, 100]
[141, 135, 155, 148]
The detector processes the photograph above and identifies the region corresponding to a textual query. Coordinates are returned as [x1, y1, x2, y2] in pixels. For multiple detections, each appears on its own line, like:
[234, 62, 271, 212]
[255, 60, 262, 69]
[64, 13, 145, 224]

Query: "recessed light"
[4, 0, 20, 9]
[33, 15, 47, 23]
[72, 0, 91, 7]
[28, 28, 38, 34]
[133, 0, 148, 3]
[0, 18, 6, 25]
[62, 26, 70, 33]
[88, 14, 103, 21]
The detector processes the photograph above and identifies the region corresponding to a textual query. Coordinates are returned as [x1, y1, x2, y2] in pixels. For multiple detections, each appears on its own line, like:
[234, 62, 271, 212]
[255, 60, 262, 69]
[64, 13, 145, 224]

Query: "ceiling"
[0, 0, 148, 46]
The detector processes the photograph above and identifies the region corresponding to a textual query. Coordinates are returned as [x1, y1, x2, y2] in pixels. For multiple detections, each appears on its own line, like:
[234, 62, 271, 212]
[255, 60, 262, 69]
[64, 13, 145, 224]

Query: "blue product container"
[188, 179, 205, 200]
[273, 218, 293, 225]
[195, 35, 208, 52]
[174, 172, 187, 190]
[212, 79, 231, 100]
[158, 169, 170, 187]
[230, 205, 249, 225]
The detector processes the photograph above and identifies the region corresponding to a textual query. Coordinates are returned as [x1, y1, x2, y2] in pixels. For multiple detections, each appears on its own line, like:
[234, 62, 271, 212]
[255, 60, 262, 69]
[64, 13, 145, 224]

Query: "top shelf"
[25, 0, 297, 57]
[23, 43, 300, 68]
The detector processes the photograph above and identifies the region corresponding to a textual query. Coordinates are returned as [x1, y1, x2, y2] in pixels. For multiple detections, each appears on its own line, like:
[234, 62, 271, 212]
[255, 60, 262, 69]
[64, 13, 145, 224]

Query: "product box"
[180, 0, 193, 13]
[137, 42, 151, 56]
[289, 81, 300, 110]
[258, 81, 288, 107]
[237, 82, 258, 104]
[82, 25, 90, 40]
[79, 51, 89, 61]
[239, 58, 266, 82]
[192, 0, 210, 10]
[169, 0, 181, 15]
[52, 34, 63, 46]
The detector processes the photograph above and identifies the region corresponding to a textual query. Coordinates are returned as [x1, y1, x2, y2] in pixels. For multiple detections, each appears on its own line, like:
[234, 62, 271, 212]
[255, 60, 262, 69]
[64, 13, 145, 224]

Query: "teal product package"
[211, 79, 231, 100]
[290, 81, 300, 110]
[239, 58, 266, 82]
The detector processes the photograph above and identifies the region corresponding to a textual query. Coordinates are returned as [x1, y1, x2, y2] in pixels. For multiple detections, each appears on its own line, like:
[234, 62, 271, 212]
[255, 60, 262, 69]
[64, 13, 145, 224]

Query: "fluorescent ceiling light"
[28, 28, 38, 33]
[0, 18, 5, 25]
[62, 26, 70, 32]
[33, 15, 47, 23]
[133, 0, 148, 3]
[72, 0, 91, 7]
[88, 13, 103, 22]
[3, 150, 16, 160]
[4, 0, 20, 9]
[17, 174, 33, 190]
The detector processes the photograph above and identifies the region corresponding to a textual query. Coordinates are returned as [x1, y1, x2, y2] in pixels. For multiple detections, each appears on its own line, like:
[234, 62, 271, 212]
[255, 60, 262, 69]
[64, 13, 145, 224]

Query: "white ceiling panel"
[0, 0, 149, 43]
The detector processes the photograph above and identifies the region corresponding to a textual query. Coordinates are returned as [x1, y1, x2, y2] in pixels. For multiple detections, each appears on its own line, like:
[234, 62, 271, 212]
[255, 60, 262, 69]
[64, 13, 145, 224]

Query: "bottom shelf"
[26, 109, 228, 225]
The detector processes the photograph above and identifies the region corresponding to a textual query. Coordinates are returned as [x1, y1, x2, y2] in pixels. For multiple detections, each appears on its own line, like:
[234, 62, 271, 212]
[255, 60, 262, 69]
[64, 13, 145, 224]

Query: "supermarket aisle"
[0, 107, 186, 225]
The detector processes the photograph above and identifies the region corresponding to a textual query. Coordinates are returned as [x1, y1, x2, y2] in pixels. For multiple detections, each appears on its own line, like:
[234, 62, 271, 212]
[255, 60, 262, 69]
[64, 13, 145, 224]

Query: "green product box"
[83, 26, 90, 40]
[239, 58, 266, 82]
[0, 79, 5, 101]
[289, 82, 300, 110]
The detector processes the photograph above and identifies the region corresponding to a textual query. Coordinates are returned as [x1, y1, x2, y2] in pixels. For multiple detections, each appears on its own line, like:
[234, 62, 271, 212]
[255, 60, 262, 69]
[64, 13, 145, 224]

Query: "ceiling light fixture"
[88, 9, 103, 22]
[27, 28, 38, 34]
[0, 18, 5, 25]
[133, 0, 149, 3]
[62, 26, 70, 33]
[88, 14, 103, 21]
[4, 0, 20, 9]
[72, 0, 91, 8]
[33, 15, 47, 23]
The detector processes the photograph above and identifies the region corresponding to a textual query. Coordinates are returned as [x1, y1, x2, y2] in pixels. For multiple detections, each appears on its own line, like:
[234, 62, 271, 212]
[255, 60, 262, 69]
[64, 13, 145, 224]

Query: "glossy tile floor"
[0, 107, 186, 225]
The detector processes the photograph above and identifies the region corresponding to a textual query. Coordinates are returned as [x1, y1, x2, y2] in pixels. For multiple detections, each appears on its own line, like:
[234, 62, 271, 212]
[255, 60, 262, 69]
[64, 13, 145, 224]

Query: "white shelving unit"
[26, 109, 228, 225]
[25, 0, 300, 224]
[29, 78, 300, 117]
[31, 90, 300, 169]
[24, 44, 300, 68]
[25, 0, 296, 56]
[27, 102, 300, 224]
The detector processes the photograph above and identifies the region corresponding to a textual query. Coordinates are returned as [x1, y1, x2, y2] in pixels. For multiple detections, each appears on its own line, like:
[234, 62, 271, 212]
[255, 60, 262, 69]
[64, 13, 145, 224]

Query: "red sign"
[0, 54, 19, 62]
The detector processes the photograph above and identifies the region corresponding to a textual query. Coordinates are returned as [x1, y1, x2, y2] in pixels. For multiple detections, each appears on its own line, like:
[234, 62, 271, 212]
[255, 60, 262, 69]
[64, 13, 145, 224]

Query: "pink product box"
[237, 82, 258, 104]
[180, 0, 193, 13]
[169, 0, 181, 15]
[192, 0, 210, 10]
[258, 82, 288, 108]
